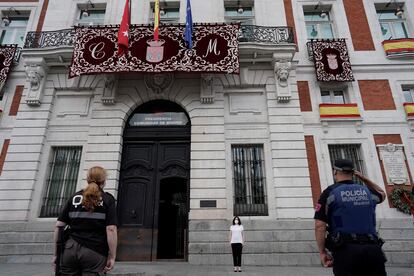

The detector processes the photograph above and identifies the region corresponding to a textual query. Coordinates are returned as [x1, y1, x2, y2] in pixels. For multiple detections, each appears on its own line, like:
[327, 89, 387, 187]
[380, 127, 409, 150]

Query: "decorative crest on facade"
[144, 73, 174, 94]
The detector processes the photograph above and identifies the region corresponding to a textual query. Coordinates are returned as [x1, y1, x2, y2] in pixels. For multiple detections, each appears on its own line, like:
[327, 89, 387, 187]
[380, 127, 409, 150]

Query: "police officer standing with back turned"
[314, 159, 387, 276]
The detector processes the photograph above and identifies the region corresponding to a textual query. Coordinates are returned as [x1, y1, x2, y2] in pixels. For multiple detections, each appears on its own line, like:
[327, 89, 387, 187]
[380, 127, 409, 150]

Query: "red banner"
[0, 45, 17, 87]
[310, 39, 354, 82]
[69, 24, 239, 77]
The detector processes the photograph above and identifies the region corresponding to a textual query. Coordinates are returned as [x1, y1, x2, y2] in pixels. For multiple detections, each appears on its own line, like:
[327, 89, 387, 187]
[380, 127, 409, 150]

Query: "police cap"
[333, 159, 354, 172]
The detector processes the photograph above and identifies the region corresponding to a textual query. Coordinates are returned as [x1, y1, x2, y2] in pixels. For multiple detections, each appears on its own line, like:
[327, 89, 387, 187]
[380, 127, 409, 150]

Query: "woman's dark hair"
[232, 216, 242, 225]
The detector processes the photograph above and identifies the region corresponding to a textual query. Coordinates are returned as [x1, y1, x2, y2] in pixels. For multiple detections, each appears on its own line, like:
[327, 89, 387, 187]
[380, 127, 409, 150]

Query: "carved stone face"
[278, 68, 289, 81]
[153, 74, 165, 86]
[26, 70, 41, 90]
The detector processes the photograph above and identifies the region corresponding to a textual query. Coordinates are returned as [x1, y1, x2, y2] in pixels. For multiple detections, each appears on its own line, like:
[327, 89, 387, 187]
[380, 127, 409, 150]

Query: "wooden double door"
[117, 139, 190, 261]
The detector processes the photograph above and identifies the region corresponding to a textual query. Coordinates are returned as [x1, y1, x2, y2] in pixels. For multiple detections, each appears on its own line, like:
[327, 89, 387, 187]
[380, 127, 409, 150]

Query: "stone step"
[189, 253, 321, 266]
[0, 221, 55, 232]
[0, 243, 53, 256]
[0, 254, 52, 264]
[0, 232, 53, 244]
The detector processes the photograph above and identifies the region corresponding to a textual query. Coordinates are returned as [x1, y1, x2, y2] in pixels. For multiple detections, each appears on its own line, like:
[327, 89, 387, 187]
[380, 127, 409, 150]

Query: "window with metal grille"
[232, 144, 268, 216]
[328, 144, 364, 184]
[40, 146, 82, 217]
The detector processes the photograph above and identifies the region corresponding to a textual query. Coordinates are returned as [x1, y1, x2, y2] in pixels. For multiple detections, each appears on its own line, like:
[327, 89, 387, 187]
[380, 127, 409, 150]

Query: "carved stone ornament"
[274, 60, 292, 102]
[102, 75, 118, 105]
[275, 61, 291, 87]
[144, 73, 174, 94]
[200, 74, 215, 104]
[25, 63, 48, 106]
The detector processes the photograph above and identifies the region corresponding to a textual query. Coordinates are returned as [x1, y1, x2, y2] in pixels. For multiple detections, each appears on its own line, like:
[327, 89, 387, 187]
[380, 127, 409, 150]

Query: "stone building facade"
[0, 0, 413, 266]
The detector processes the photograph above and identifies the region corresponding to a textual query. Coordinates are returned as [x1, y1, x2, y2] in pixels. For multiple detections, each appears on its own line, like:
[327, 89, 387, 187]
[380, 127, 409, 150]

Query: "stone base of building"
[0, 219, 413, 267]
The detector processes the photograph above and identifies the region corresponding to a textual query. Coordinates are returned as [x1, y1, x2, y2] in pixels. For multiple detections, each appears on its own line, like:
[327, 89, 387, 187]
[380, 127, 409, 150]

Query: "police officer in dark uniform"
[53, 166, 118, 275]
[314, 159, 387, 276]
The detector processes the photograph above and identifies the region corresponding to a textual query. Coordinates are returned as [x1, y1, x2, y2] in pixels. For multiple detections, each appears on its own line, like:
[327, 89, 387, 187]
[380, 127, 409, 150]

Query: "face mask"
[234, 220, 239, 224]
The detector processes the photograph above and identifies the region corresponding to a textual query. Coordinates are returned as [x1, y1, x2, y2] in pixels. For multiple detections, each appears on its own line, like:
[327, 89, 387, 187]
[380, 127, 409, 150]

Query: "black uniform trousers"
[231, 243, 243, 267]
[332, 243, 387, 276]
[60, 238, 107, 276]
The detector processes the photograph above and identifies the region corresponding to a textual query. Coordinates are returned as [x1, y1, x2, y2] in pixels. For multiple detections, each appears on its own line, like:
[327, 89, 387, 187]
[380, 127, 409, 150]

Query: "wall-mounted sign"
[69, 24, 240, 77]
[129, 112, 189, 127]
[378, 143, 410, 185]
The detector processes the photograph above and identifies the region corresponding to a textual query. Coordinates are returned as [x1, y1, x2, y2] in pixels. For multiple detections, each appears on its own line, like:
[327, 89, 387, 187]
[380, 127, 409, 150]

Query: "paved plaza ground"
[0, 262, 413, 276]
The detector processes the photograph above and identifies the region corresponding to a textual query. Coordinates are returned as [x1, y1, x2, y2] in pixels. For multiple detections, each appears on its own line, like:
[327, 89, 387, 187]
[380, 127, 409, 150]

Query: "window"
[151, 2, 180, 23]
[321, 89, 346, 104]
[377, 9, 408, 40]
[403, 87, 414, 102]
[328, 144, 364, 184]
[77, 7, 105, 26]
[224, 3, 254, 25]
[40, 146, 82, 217]
[0, 13, 29, 47]
[232, 144, 268, 216]
[304, 10, 334, 39]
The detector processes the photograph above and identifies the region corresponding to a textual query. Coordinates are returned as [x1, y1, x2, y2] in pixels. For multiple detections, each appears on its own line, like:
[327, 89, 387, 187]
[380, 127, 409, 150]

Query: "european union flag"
[184, 0, 193, 49]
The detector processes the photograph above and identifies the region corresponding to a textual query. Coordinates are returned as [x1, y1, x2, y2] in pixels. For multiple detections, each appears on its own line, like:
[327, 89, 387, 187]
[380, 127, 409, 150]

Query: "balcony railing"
[238, 25, 294, 44]
[24, 28, 75, 49]
[24, 25, 294, 49]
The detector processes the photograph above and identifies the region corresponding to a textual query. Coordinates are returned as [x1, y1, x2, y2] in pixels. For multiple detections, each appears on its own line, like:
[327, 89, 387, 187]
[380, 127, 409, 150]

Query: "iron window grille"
[40, 146, 82, 217]
[328, 144, 365, 184]
[232, 144, 268, 216]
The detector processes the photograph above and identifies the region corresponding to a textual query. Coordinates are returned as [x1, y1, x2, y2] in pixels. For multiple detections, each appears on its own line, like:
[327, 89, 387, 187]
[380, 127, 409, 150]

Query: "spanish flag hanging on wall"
[382, 38, 414, 58]
[319, 103, 361, 118]
[154, 0, 160, 41]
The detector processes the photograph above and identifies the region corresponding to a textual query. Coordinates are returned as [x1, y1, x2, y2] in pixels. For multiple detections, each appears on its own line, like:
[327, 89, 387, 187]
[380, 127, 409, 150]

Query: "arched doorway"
[117, 100, 191, 261]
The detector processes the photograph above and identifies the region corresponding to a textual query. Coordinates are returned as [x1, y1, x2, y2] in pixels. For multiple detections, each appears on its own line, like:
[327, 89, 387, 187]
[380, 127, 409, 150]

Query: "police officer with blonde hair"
[53, 166, 118, 275]
[314, 159, 387, 276]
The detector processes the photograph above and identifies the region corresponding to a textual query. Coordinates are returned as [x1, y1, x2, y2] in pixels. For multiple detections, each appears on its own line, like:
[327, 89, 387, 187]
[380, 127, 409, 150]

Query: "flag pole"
[129, 0, 131, 25]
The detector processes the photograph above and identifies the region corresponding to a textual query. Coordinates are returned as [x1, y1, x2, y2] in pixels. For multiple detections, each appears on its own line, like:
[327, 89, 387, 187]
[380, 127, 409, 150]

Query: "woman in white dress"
[229, 216, 245, 272]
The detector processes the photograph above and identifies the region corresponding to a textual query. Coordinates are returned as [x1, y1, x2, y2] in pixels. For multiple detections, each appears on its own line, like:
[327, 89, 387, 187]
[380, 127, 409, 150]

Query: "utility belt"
[326, 232, 385, 251]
